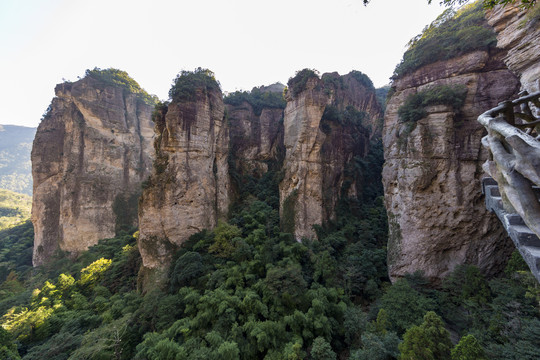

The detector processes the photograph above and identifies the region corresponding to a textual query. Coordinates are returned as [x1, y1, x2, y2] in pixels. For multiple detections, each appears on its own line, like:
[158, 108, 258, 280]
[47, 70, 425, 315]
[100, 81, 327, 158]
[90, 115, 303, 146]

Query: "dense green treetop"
[84, 67, 156, 104]
[168, 67, 221, 101]
[224, 85, 286, 116]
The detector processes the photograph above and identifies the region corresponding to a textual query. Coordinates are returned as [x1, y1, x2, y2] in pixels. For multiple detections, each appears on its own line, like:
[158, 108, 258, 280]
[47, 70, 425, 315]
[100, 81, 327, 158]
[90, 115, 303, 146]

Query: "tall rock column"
[138, 72, 229, 278]
[279, 71, 383, 240]
[383, 50, 520, 283]
[32, 72, 155, 266]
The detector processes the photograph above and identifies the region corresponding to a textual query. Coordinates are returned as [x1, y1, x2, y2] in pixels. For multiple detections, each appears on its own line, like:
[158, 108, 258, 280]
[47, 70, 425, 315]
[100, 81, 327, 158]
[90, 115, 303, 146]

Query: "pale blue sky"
[1, 0, 448, 127]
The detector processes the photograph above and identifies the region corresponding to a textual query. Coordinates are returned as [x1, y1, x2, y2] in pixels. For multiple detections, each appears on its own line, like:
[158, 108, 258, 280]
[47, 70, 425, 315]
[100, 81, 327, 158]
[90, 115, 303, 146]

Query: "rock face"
[32, 76, 154, 266]
[138, 85, 229, 272]
[486, 5, 540, 93]
[383, 49, 520, 283]
[226, 87, 285, 178]
[279, 72, 383, 240]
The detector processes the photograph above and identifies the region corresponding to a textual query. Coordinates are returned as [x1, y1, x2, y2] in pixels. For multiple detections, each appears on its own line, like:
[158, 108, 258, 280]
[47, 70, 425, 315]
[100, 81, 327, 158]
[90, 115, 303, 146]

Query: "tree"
[380, 279, 435, 335]
[310, 337, 336, 360]
[451, 334, 486, 360]
[399, 311, 452, 360]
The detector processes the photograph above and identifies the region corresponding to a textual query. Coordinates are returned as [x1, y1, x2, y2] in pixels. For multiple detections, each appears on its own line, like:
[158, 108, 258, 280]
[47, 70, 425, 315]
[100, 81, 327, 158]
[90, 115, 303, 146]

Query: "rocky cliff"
[225, 84, 286, 178]
[138, 71, 229, 275]
[486, 4, 540, 93]
[32, 71, 155, 266]
[383, 47, 520, 282]
[280, 71, 383, 240]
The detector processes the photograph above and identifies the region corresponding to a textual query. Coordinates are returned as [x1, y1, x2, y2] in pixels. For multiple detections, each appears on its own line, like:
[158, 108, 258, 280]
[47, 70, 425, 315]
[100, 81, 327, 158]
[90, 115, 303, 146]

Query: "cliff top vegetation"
[84, 67, 156, 104]
[392, 1, 497, 78]
[224, 86, 286, 116]
[168, 68, 221, 101]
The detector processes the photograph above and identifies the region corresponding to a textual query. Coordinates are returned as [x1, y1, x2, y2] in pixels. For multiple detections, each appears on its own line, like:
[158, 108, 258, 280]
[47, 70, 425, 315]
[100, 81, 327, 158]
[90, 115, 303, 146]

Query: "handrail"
[479, 91, 540, 239]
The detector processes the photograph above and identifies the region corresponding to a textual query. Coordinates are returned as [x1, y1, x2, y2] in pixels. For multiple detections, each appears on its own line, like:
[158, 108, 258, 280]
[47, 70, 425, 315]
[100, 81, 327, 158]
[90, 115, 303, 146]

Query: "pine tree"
[399, 311, 452, 360]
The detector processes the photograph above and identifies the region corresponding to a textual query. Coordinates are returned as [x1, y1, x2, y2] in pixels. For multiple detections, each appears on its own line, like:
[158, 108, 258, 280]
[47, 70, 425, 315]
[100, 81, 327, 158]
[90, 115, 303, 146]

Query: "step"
[505, 213, 525, 226]
[520, 246, 540, 275]
[510, 225, 540, 248]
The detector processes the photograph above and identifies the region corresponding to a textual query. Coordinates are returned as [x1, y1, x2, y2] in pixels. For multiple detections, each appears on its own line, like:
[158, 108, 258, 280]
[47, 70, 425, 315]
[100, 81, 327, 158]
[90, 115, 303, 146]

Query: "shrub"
[287, 69, 319, 97]
[393, 2, 497, 78]
[168, 68, 220, 101]
[398, 84, 468, 123]
[224, 86, 286, 116]
[84, 67, 155, 104]
[348, 70, 374, 90]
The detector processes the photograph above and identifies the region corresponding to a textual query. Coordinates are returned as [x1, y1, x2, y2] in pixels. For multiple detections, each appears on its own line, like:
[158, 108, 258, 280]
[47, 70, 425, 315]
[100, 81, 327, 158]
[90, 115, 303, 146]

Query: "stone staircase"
[482, 177, 540, 282]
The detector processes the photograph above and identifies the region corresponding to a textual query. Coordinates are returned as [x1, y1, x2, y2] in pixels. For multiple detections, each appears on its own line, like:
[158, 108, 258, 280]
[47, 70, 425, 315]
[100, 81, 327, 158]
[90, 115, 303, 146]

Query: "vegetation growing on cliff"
[397, 84, 468, 123]
[393, 1, 497, 78]
[287, 69, 320, 97]
[85, 68, 156, 104]
[169, 68, 221, 101]
[224, 86, 286, 116]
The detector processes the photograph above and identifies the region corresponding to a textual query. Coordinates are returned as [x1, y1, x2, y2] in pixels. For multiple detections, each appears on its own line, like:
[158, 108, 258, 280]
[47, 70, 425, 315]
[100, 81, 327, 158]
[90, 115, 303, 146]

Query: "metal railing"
[478, 90, 540, 239]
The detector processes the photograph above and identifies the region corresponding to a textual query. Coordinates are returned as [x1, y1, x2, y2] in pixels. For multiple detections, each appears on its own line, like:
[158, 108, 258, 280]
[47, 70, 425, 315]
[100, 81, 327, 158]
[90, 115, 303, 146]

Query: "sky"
[0, 0, 448, 128]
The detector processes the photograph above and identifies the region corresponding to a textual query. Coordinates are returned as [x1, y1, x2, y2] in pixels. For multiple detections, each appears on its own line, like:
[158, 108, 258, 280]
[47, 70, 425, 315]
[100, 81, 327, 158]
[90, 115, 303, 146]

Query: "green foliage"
[208, 221, 242, 258]
[398, 84, 467, 123]
[168, 68, 220, 101]
[452, 334, 486, 360]
[399, 311, 452, 360]
[443, 264, 491, 305]
[85, 67, 156, 105]
[350, 331, 400, 360]
[380, 278, 436, 335]
[348, 70, 374, 90]
[224, 86, 286, 116]
[287, 68, 320, 97]
[376, 85, 390, 112]
[281, 190, 298, 234]
[310, 336, 336, 360]
[0, 221, 33, 285]
[505, 249, 529, 274]
[393, 2, 497, 78]
[321, 105, 368, 129]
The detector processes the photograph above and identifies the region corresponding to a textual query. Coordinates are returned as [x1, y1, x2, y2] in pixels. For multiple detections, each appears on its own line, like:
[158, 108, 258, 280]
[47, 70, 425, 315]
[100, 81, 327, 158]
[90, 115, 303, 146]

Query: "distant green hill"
[0, 124, 36, 195]
[0, 189, 32, 231]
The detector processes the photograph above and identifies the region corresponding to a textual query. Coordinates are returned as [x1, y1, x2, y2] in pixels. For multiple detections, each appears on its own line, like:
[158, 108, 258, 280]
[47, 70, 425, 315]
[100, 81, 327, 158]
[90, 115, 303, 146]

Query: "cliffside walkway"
[479, 90, 540, 283]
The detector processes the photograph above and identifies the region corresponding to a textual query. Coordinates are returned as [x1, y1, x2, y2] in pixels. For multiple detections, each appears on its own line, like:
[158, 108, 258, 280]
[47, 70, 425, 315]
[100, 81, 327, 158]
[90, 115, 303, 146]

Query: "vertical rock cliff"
[32, 70, 155, 266]
[138, 70, 229, 275]
[279, 71, 383, 240]
[486, 4, 540, 93]
[225, 84, 286, 179]
[382, 5, 522, 282]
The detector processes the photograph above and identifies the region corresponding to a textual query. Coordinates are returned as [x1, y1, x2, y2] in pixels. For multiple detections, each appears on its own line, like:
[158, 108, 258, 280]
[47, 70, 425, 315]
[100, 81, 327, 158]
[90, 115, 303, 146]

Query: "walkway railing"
[479, 90, 540, 282]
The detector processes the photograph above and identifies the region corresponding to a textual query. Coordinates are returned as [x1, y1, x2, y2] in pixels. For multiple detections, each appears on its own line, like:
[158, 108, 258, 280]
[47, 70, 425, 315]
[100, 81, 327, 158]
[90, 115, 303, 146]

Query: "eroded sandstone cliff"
[383, 49, 520, 283]
[32, 73, 154, 266]
[486, 5, 540, 93]
[279, 71, 383, 240]
[138, 73, 229, 275]
[226, 84, 286, 178]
